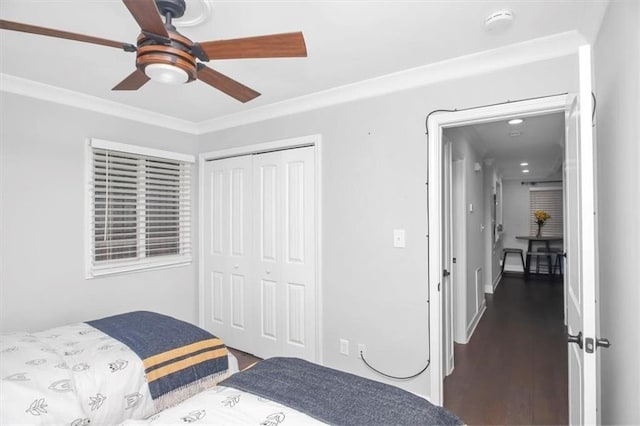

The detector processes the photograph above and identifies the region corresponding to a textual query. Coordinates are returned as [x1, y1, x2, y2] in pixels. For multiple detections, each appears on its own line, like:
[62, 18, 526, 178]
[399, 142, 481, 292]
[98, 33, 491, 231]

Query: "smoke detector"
[484, 10, 514, 33]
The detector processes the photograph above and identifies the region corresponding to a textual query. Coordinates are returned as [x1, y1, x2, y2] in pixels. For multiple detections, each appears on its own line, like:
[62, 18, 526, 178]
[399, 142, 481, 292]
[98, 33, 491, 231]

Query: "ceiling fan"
[0, 0, 307, 102]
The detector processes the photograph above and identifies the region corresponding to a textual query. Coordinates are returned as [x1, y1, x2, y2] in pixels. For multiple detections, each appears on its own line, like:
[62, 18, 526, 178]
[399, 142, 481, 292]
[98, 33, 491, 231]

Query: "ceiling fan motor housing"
[136, 31, 197, 83]
[155, 0, 186, 19]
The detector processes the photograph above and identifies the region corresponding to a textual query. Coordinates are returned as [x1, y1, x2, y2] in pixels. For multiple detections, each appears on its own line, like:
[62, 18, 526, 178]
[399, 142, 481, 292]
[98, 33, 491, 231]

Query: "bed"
[1, 311, 463, 425]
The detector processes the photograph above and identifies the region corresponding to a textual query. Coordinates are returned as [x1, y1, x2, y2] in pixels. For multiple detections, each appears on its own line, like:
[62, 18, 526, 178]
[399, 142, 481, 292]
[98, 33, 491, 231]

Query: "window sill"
[86, 256, 192, 279]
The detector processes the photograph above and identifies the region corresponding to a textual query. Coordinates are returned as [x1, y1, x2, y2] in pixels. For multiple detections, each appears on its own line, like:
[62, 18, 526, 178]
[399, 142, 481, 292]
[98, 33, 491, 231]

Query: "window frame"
[85, 138, 195, 278]
[529, 186, 564, 237]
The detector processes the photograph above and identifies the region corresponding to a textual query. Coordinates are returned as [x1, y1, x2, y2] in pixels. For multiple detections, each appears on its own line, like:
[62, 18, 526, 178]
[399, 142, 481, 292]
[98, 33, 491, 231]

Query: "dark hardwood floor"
[228, 347, 262, 371]
[444, 273, 568, 425]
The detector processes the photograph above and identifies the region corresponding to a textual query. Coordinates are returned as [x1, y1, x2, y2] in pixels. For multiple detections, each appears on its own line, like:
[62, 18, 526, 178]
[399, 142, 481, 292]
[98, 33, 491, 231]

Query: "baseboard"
[465, 300, 487, 343]
[446, 355, 454, 377]
[485, 273, 501, 294]
[493, 273, 501, 291]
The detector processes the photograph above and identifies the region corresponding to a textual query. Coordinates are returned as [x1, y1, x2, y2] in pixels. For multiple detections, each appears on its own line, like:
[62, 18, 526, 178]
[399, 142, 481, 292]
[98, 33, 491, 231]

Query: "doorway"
[427, 95, 572, 401]
[427, 48, 599, 423]
[444, 110, 566, 352]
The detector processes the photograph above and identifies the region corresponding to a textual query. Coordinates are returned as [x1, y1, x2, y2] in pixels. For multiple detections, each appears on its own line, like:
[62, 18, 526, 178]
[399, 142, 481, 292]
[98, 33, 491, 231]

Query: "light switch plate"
[393, 229, 406, 248]
[340, 339, 349, 355]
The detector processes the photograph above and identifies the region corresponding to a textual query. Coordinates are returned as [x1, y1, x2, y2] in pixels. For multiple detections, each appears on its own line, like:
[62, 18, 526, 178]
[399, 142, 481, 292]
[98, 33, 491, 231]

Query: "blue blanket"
[87, 311, 228, 405]
[221, 357, 463, 425]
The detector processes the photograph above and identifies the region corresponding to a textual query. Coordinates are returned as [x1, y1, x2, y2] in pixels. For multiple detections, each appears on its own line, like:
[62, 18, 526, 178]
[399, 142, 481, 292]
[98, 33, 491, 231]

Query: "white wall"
[461, 142, 485, 328]
[593, 0, 640, 423]
[483, 163, 503, 292]
[445, 131, 486, 339]
[501, 179, 530, 270]
[197, 56, 575, 396]
[0, 93, 199, 332]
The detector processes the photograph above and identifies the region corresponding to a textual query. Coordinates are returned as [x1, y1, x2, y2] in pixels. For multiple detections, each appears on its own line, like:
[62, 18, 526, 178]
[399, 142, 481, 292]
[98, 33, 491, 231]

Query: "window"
[86, 139, 194, 277]
[529, 187, 564, 236]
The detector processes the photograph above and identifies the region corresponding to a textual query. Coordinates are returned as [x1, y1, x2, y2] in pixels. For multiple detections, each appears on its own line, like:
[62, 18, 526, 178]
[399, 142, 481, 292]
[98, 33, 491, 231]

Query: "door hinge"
[443, 269, 450, 277]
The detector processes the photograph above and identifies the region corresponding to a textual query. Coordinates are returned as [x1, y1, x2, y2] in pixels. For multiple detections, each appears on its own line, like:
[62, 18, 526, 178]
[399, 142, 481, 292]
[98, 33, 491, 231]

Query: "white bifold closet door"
[203, 146, 316, 361]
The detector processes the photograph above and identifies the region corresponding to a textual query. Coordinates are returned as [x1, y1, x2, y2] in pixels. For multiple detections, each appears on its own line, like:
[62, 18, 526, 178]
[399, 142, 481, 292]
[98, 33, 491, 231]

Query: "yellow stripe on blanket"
[145, 347, 229, 383]
[143, 338, 225, 369]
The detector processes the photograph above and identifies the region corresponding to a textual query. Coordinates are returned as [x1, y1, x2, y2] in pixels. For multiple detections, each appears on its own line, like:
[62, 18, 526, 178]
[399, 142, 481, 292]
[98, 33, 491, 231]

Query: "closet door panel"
[286, 160, 305, 264]
[210, 271, 224, 323]
[203, 156, 254, 352]
[261, 279, 278, 339]
[286, 282, 306, 346]
[253, 152, 283, 358]
[281, 147, 315, 360]
[259, 164, 278, 262]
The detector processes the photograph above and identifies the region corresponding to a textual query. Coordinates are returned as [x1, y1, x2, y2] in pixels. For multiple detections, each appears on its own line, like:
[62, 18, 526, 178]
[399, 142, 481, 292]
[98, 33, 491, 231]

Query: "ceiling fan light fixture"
[144, 63, 189, 85]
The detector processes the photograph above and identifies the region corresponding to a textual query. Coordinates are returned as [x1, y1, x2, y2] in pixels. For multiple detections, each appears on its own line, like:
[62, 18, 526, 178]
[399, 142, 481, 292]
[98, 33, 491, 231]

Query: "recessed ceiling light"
[520, 162, 529, 166]
[522, 169, 530, 173]
[508, 118, 524, 125]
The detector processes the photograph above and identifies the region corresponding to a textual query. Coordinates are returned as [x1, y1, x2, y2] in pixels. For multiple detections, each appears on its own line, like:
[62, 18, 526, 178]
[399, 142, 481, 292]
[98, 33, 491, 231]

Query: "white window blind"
[87, 141, 193, 277]
[529, 188, 564, 236]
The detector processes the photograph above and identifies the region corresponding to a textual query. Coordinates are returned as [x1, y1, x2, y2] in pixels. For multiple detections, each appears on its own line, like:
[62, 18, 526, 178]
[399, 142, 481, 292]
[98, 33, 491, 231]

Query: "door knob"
[265, 269, 271, 275]
[233, 264, 239, 269]
[596, 337, 611, 349]
[568, 331, 583, 349]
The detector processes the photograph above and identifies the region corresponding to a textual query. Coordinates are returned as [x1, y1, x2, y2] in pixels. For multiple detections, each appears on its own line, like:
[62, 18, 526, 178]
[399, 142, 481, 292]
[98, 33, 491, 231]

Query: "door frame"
[427, 95, 568, 404]
[198, 134, 323, 363]
[442, 141, 454, 377]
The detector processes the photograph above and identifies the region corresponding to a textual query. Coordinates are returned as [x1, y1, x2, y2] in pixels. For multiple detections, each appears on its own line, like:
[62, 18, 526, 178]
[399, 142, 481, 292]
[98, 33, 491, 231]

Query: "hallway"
[444, 274, 567, 425]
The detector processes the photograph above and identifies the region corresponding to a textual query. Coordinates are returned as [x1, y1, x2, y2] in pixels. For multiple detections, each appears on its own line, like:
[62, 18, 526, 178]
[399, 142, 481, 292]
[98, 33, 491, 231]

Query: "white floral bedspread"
[1, 322, 158, 424]
[1, 322, 239, 425]
[122, 385, 324, 425]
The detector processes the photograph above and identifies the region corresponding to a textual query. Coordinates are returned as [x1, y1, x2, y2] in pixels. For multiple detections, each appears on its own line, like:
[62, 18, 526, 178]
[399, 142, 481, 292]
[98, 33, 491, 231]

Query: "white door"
[203, 147, 316, 361]
[442, 141, 454, 376]
[203, 155, 254, 351]
[565, 45, 598, 425]
[253, 147, 316, 360]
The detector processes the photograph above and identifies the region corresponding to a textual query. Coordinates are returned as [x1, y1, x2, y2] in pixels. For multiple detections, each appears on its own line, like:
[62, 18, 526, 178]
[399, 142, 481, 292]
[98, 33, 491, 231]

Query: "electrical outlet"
[340, 339, 349, 355]
[358, 344, 366, 358]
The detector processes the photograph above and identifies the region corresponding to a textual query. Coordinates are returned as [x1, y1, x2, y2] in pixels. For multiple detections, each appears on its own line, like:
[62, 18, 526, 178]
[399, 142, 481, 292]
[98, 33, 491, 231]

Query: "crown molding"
[197, 31, 587, 134]
[1, 31, 587, 136]
[0, 74, 199, 134]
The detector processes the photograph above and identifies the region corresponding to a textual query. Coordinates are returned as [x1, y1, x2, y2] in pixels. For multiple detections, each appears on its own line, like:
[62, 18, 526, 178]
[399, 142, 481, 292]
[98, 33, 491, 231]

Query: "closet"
[202, 146, 316, 361]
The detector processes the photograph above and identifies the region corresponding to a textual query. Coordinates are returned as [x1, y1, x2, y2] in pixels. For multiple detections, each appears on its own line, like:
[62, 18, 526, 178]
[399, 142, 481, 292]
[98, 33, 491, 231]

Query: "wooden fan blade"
[122, 0, 169, 38]
[0, 19, 132, 50]
[197, 65, 260, 103]
[113, 69, 150, 90]
[199, 32, 307, 60]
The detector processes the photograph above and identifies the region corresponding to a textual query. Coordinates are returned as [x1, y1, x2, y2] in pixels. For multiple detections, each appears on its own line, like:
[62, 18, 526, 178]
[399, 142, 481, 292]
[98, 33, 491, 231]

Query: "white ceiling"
[0, 1, 608, 124]
[447, 112, 565, 181]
